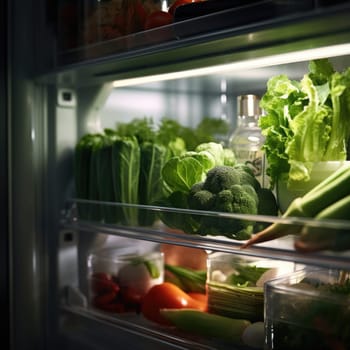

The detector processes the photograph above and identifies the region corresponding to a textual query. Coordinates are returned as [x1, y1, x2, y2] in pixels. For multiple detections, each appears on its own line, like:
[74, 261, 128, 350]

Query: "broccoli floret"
[234, 165, 261, 192]
[203, 165, 241, 193]
[188, 182, 209, 209]
[188, 189, 216, 211]
[189, 181, 204, 194]
[215, 189, 234, 212]
[230, 184, 258, 215]
[241, 184, 259, 206]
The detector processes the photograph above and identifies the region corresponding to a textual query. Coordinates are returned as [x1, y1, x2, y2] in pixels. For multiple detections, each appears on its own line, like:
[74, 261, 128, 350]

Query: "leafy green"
[112, 136, 140, 225]
[74, 117, 231, 226]
[138, 142, 168, 226]
[96, 131, 120, 223]
[161, 142, 234, 194]
[162, 155, 208, 193]
[226, 265, 269, 286]
[74, 133, 104, 219]
[260, 59, 350, 188]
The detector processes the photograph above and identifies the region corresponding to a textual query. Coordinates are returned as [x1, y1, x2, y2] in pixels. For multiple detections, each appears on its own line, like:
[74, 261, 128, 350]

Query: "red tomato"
[93, 290, 118, 307]
[91, 272, 120, 294]
[187, 292, 208, 309]
[141, 282, 206, 325]
[168, 0, 203, 16]
[144, 11, 173, 30]
[120, 286, 143, 306]
[125, 0, 148, 34]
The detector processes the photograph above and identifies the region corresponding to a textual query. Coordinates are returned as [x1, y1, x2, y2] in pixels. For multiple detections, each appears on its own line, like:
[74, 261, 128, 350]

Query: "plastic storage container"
[87, 247, 164, 313]
[206, 253, 294, 322]
[265, 268, 350, 350]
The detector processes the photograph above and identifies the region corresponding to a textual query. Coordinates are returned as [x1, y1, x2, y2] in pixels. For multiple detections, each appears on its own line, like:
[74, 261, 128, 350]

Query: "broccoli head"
[202, 164, 261, 194]
[189, 178, 259, 239]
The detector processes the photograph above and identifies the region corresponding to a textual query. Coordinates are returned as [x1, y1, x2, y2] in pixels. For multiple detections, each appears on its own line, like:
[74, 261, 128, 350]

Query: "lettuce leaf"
[259, 59, 350, 188]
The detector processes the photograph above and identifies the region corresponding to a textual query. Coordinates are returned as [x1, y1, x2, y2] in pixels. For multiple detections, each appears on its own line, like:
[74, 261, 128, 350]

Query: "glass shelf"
[51, 1, 350, 80]
[60, 304, 252, 350]
[61, 199, 350, 270]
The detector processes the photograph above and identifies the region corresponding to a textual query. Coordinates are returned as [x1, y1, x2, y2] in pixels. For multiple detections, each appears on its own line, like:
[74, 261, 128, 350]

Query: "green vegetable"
[165, 264, 207, 293]
[160, 308, 251, 344]
[125, 257, 162, 279]
[259, 58, 350, 188]
[161, 153, 209, 193]
[96, 130, 120, 223]
[188, 165, 260, 239]
[195, 142, 226, 166]
[161, 142, 231, 193]
[138, 141, 168, 226]
[256, 188, 279, 217]
[208, 263, 267, 321]
[226, 265, 269, 287]
[295, 195, 350, 252]
[74, 117, 231, 226]
[254, 187, 279, 231]
[159, 163, 277, 240]
[157, 117, 230, 151]
[242, 162, 350, 248]
[112, 136, 140, 225]
[88, 136, 105, 221]
[208, 282, 264, 321]
[223, 148, 236, 166]
[156, 191, 200, 234]
[194, 116, 230, 148]
[74, 133, 103, 219]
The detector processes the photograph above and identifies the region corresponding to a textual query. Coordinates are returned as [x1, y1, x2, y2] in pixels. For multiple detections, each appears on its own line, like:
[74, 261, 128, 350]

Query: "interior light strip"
[112, 43, 350, 88]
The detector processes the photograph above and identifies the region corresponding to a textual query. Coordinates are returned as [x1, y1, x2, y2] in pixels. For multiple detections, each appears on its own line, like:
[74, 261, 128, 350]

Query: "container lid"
[237, 94, 261, 117]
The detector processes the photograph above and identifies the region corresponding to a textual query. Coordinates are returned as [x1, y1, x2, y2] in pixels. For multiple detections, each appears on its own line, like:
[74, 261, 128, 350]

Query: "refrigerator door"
[7, 0, 57, 348]
[1, 0, 9, 348]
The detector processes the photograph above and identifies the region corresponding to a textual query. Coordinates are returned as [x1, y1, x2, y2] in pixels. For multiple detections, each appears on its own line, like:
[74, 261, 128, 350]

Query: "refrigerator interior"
[8, 0, 350, 349]
[54, 54, 350, 349]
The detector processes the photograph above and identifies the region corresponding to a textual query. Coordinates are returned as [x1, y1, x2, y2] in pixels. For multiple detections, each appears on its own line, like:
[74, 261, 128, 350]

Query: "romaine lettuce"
[260, 59, 350, 188]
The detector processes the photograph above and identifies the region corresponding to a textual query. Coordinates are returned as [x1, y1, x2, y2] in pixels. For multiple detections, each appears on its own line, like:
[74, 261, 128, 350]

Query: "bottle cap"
[237, 95, 261, 117]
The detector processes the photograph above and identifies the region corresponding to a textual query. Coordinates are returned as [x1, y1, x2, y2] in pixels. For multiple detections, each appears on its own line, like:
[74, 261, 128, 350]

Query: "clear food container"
[206, 253, 294, 322]
[265, 268, 350, 350]
[87, 247, 164, 313]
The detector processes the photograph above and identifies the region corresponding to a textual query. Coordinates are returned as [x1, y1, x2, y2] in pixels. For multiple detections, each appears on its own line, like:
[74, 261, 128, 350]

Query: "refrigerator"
[5, 0, 350, 349]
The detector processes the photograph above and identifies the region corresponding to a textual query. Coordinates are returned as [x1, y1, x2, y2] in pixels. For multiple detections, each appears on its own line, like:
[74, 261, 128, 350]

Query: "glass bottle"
[229, 94, 266, 186]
